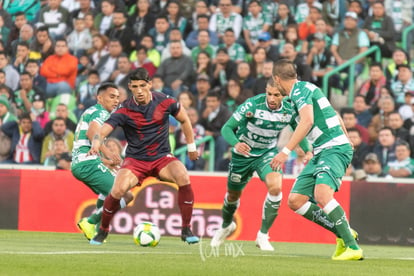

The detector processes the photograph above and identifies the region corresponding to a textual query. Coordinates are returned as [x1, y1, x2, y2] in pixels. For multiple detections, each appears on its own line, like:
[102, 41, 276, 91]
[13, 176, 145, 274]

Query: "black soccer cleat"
[90, 228, 108, 245]
[181, 227, 199, 244]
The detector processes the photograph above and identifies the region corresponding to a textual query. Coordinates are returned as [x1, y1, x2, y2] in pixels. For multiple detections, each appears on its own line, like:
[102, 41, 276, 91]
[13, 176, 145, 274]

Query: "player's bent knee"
[227, 190, 241, 202]
[267, 185, 281, 196]
[287, 194, 304, 211]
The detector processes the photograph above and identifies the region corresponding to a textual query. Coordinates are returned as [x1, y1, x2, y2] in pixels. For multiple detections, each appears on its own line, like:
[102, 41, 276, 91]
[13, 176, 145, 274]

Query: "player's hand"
[270, 152, 289, 171]
[87, 140, 101, 156]
[234, 142, 251, 155]
[304, 151, 313, 163]
[188, 150, 199, 161]
[105, 151, 122, 165]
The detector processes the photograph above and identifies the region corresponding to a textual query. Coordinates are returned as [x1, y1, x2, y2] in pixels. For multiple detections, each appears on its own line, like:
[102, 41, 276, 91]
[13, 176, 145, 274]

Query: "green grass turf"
[0, 230, 413, 276]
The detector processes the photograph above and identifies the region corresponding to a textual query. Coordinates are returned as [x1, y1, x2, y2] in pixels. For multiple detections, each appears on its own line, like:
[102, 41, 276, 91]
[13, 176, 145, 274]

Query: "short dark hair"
[347, 127, 361, 136]
[197, 14, 209, 21]
[206, 91, 220, 100]
[129, 68, 151, 82]
[273, 59, 297, 80]
[88, 69, 99, 77]
[340, 107, 356, 117]
[97, 82, 118, 95]
[17, 41, 30, 49]
[370, 62, 383, 70]
[19, 112, 32, 121]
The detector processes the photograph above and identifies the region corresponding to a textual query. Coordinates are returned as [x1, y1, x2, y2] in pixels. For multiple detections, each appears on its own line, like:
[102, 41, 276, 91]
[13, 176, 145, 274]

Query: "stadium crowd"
[0, 0, 414, 179]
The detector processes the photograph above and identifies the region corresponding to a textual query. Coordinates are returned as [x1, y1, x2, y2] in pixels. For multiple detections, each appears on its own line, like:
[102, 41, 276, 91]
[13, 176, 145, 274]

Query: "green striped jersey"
[71, 104, 110, 165]
[230, 94, 297, 157]
[289, 81, 350, 154]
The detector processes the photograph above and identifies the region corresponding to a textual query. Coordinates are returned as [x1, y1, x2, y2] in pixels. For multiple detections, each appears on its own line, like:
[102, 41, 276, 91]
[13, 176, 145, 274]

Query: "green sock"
[87, 196, 105, 224]
[325, 200, 359, 250]
[260, 193, 281, 234]
[297, 201, 339, 237]
[222, 197, 239, 228]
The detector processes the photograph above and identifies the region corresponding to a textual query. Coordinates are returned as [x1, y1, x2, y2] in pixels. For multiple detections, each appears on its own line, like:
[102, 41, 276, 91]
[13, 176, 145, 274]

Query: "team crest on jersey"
[245, 111, 253, 118]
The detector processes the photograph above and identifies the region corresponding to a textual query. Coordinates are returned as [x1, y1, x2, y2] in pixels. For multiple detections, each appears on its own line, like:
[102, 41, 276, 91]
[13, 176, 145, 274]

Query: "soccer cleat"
[332, 247, 364, 261]
[210, 222, 237, 247]
[181, 227, 199, 244]
[332, 228, 359, 258]
[89, 228, 108, 245]
[255, 231, 274, 251]
[77, 218, 96, 241]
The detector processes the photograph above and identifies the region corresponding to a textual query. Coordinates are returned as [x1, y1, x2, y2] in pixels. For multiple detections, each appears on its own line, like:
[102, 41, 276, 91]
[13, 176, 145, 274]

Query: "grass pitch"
[0, 230, 413, 276]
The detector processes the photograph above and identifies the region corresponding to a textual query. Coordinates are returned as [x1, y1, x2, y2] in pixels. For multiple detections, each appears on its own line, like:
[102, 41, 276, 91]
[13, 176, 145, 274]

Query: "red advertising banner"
[17, 170, 350, 244]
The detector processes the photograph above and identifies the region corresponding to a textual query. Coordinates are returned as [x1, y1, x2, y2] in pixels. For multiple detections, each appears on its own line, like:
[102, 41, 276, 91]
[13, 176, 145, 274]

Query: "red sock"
[100, 194, 120, 232]
[178, 184, 194, 228]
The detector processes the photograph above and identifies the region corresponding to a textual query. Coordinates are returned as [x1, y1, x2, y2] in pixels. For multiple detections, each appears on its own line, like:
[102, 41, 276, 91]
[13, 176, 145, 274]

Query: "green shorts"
[291, 144, 353, 198]
[227, 149, 282, 191]
[71, 159, 116, 196]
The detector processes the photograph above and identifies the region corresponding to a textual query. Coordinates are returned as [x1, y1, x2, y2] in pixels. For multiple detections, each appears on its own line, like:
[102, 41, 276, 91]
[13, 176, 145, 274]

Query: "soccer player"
[88, 68, 199, 245]
[71, 82, 133, 241]
[211, 79, 312, 251]
[270, 59, 363, 261]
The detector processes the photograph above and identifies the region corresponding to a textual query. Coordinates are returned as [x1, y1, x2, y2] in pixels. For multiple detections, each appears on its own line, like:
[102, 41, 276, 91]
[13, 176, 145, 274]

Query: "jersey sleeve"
[91, 109, 109, 126]
[290, 82, 317, 111]
[167, 97, 180, 117]
[105, 109, 127, 129]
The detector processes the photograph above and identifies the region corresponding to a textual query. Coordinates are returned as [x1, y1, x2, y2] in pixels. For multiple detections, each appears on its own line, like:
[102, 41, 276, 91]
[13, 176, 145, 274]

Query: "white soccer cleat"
[255, 231, 274, 251]
[210, 222, 237, 247]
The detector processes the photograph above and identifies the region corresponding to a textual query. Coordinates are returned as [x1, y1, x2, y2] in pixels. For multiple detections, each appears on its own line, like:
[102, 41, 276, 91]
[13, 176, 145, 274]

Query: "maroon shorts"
[121, 155, 179, 185]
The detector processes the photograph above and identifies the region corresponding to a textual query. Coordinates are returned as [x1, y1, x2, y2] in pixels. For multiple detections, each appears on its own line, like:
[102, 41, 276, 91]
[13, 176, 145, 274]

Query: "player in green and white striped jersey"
[211, 79, 312, 251]
[270, 59, 363, 260]
[71, 83, 132, 241]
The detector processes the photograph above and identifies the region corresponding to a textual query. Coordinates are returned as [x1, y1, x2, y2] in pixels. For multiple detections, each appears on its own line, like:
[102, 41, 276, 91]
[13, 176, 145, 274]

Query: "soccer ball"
[133, 222, 161, 247]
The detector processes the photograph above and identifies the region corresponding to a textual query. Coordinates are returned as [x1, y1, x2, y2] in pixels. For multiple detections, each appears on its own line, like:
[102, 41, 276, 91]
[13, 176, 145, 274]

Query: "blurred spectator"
[321, 0, 346, 34]
[388, 111, 410, 143]
[280, 42, 312, 81]
[385, 48, 409, 88]
[30, 93, 50, 129]
[341, 107, 370, 144]
[195, 51, 214, 81]
[43, 137, 72, 169]
[127, 0, 156, 47]
[353, 94, 373, 128]
[233, 61, 255, 90]
[75, 70, 99, 119]
[12, 41, 31, 74]
[295, 0, 321, 24]
[373, 126, 397, 169]
[177, 90, 196, 110]
[0, 51, 19, 90]
[29, 26, 55, 62]
[362, 1, 396, 58]
[13, 71, 44, 116]
[252, 60, 273, 95]
[151, 74, 173, 97]
[156, 40, 194, 97]
[194, 73, 211, 112]
[212, 47, 237, 88]
[358, 62, 387, 106]
[95, 38, 123, 82]
[243, 0, 271, 53]
[44, 103, 77, 134]
[250, 47, 267, 78]
[131, 34, 160, 68]
[191, 29, 217, 65]
[0, 95, 17, 125]
[10, 24, 33, 59]
[36, 0, 70, 40]
[94, 0, 116, 35]
[347, 127, 371, 176]
[330, 11, 369, 90]
[209, 0, 243, 40]
[88, 33, 109, 66]
[219, 28, 246, 64]
[199, 91, 232, 171]
[190, 0, 211, 32]
[368, 96, 395, 144]
[149, 15, 171, 54]
[76, 53, 93, 86]
[8, 12, 28, 47]
[306, 32, 333, 88]
[41, 117, 74, 164]
[175, 107, 206, 170]
[113, 54, 133, 90]
[390, 64, 414, 105]
[347, 0, 365, 28]
[303, 18, 332, 53]
[0, 14, 10, 46]
[278, 24, 303, 53]
[221, 78, 253, 113]
[84, 11, 99, 35]
[71, 0, 98, 20]
[1, 112, 44, 164]
[383, 141, 414, 178]
[186, 14, 219, 49]
[105, 9, 134, 55]
[256, 32, 280, 62]
[40, 39, 78, 98]
[298, 4, 322, 41]
[161, 27, 191, 62]
[360, 153, 384, 179]
[3, 0, 40, 23]
[272, 2, 296, 41]
[102, 137, 124, 172]
[67, 16, 93, 58]
[399, 92, 414, 121]
[163, 0, 187, 35]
